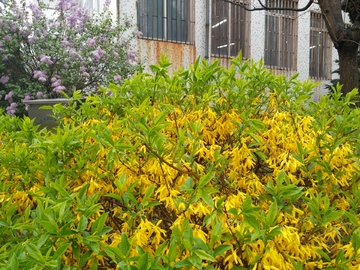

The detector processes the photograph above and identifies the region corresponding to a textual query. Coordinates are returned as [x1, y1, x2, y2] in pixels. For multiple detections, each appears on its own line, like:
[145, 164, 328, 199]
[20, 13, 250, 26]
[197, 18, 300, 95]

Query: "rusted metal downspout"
[117, 0, 120, 26]
[205, 0, 210, 59]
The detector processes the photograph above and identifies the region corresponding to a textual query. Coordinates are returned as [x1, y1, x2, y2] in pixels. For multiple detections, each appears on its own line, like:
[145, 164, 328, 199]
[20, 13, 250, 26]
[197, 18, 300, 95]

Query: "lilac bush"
[0, 0, 142, 116]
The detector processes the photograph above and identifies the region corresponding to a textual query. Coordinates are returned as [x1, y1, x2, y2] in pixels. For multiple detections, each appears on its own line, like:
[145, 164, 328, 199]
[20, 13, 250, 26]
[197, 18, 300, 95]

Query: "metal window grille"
[211, 0, 250, 58]
[309, 12, 332, 80]
[264, 0, 298, 70]
[137, 0, 195, 44]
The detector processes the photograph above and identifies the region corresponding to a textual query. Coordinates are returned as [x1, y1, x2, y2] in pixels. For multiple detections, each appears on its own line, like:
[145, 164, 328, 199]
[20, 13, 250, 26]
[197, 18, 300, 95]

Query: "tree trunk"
[337, 42, 359, 98]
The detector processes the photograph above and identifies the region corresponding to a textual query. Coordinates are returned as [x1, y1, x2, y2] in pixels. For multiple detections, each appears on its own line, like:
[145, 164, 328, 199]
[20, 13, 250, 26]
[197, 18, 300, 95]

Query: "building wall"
[119, 0, 338, 101]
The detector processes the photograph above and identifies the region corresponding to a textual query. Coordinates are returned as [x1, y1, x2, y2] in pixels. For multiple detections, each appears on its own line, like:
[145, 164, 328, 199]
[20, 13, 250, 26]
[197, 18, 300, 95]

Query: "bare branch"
[223, 0, 314, 12]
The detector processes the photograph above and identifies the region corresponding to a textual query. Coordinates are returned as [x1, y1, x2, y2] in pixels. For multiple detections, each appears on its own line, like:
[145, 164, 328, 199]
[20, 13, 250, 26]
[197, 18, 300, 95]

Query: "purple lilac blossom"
[127, 50, 137, 62]
[107, 90, 113, 96]
[21, 93, 33, 104]
[54, 86, 66, 93]
[133, 29, 143, 39]
[0, 76, 9, 84]
[33, 70, 48, 82]
[64, 63, 69, 69]
[113, 52, 119, 57]
[40, 55, 53, 65]
[80, 67, 86, 72]
[36, 92, 44, 99]
[5, 91, 14, 103]
[28, 3, 43, 18]
[82, 72, 90, 77]
[114, 75, 121, 81]
[2, 55, 8, 61]
[0, 41, 3, 46]
[4, 35, 11, 41]
[51, 81, 61, 87]
[67, 14, 78, 28]
[6, 103, 17, 117]
[104, 0, 111, 8]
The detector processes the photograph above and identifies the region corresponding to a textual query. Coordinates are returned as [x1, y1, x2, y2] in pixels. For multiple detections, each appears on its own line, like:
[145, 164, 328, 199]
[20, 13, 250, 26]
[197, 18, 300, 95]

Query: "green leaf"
[123, 192, 138, 205]
[142, 184, 155, 203]
[336, 249, 345, 263]
[249, 119, 265, 130]
[214, 244, 231, 257]
[89, 257, 98, 270]
[200, 189, 214, 208]
[193, 249, 217, 262]
[243, 215, 260, 231]
[228, 208, 238, 217]
[79, 250, 93, 268]
[105, 193, 123, 201]
[198, 171, 213, 188]
[154, 240, 167, 257]
[352, 232, 360, 252]
[121, 233, 131, 257]
[216, 196, 226, 209]
[37, 233, 50, 248]
[173, 259, 192, 268]
[144, 201, 162, 209]
[25, 243, 46, 265]
[295, 95, 311, 104]
[38, 220, 57, 235]
[93, 213, 108, 235]
[53, 242, 72, 260]
[241, 194, 252, 212]
[10, 254, 18, 270]
[78, 215, 88, 233]
[137, 252, 148, 270]
[194, 238, 208, 252]
[188, 254, 202, 269]
[266, 201, 278, 226]
[345, 212, 359, 227]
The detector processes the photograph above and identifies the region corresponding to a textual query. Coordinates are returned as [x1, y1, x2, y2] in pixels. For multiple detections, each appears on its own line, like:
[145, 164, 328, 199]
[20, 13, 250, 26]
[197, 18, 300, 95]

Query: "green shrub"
[1, 54, 360, 269]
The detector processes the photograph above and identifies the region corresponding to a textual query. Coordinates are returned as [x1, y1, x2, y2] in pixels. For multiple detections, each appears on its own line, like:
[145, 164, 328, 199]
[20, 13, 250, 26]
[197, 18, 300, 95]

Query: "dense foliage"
[0, 0, 141, 116]
[1, 54, 360, 270]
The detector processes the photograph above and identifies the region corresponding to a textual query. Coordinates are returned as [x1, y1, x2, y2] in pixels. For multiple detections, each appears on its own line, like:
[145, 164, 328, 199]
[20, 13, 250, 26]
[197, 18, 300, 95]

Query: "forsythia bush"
[1, 54, 360, 270]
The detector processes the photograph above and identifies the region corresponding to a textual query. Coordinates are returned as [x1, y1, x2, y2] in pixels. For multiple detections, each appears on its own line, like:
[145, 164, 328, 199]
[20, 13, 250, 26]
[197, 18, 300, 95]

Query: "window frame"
[264, 0, 298, 71]
[309, 12, 332, 80]
[211, 0, 250, 59]
[137, 0, 195, 45]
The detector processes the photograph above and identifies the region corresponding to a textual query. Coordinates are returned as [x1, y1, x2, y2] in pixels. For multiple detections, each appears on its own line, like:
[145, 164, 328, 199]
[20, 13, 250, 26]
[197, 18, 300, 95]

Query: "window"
[309, 12, 332, 80]
[264, 0, 298, 70]
[137, 0, 195, 44]
[211, 0, 250, 58]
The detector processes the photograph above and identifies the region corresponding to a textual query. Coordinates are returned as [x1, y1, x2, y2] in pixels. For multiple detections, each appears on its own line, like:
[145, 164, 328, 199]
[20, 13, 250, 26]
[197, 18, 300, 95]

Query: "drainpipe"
[205, 0, 209, 60]
[117, 0, 120, 25]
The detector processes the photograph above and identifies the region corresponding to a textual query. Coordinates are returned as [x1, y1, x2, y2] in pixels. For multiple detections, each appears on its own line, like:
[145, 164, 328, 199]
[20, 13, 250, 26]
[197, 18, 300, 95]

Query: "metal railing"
[309, 12, 332, 80]
[264, 0, 298, 70]
[211, 0, 250, 58]
[137, 0, 195, 45]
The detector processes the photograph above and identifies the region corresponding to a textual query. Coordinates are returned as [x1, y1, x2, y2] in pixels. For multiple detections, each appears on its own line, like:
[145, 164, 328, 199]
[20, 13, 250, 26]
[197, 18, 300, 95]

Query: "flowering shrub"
[0, 0, 142, 116]
[1, 54, 360, 269]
